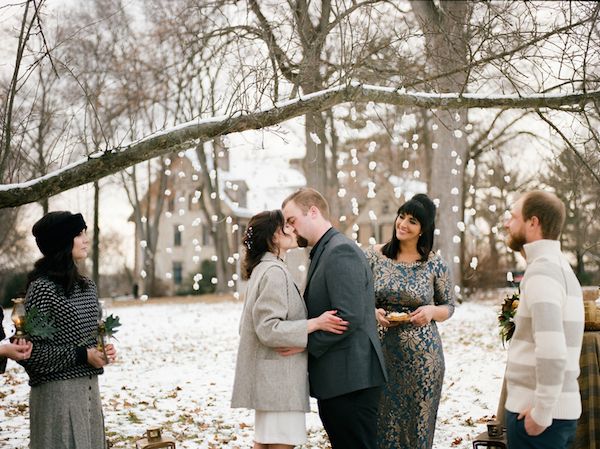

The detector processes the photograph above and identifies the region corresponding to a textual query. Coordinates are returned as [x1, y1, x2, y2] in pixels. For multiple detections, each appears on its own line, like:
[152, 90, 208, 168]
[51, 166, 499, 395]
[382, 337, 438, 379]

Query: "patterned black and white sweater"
[19, 276, 103, 387]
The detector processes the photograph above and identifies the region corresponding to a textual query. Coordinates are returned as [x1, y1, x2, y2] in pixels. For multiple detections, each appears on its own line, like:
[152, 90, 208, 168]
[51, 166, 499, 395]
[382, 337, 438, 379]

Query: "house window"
[167, 194, 175, 212]
[173, 262, 183, 285]
[174, 225, 182, 246]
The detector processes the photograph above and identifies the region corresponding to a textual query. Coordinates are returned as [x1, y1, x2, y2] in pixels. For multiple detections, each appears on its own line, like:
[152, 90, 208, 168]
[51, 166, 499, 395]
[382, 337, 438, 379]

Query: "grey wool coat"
[231, 252, 310, 412]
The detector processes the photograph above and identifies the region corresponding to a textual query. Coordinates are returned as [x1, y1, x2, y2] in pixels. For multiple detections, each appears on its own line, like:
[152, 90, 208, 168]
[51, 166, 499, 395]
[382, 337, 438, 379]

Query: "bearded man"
[504, 190, 584, 449]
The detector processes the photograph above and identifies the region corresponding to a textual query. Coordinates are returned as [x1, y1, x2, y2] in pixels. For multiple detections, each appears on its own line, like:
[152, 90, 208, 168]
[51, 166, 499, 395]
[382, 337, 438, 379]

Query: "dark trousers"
[317, 386, 381, 449]
[506, 411, 577, 449]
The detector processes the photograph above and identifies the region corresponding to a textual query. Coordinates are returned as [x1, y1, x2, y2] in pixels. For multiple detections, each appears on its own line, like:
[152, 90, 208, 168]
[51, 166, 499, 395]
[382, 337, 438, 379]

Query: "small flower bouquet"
[97, 314, 121, 362]
[499, 291, 519, 347]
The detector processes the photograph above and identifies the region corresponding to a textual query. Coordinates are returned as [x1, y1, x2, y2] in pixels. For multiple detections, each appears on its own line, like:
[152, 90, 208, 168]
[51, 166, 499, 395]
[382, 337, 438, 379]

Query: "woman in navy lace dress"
[365, 194, 455, 449]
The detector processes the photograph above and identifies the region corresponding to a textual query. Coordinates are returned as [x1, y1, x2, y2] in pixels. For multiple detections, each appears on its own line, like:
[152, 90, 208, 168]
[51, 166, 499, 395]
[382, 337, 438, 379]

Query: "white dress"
[255, 410, 307, 445]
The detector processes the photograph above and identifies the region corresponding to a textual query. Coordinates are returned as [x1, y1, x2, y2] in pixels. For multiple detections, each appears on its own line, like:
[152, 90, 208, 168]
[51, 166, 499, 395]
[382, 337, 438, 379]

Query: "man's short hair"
[282, 188, 330, 221]
[522, 190, 566, 240]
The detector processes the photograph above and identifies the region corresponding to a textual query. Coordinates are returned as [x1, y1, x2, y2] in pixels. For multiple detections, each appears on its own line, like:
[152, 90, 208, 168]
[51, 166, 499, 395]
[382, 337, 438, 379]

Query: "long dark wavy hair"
[381, 193, 436, 262]
[241, 210, 285, 280]
[27, 242, 89, 295]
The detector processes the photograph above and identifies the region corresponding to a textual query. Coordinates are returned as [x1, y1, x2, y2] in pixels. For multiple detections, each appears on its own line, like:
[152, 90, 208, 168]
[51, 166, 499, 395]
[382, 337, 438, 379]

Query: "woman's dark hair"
[381, 193, 436, 262]
[27, 212, 89, 294]
[241, 210, 285, 280]
[27, 247, 89, 294]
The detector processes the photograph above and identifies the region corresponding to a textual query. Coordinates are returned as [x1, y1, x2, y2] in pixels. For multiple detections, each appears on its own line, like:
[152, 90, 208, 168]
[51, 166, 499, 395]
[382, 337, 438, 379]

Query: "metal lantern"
[472, 430, 507, 449]
[11, 298, 27, 339]
[135, 427, 176, 449]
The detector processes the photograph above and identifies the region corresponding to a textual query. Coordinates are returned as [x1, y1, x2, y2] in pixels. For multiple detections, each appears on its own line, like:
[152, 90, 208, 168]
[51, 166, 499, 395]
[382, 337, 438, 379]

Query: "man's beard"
[507, 231, 526, 252]
[296, 235, 309, 248]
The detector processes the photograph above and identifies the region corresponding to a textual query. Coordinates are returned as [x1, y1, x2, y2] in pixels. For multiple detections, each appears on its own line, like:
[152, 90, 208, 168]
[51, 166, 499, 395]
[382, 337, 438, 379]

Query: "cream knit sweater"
[505, 239, 584, 427]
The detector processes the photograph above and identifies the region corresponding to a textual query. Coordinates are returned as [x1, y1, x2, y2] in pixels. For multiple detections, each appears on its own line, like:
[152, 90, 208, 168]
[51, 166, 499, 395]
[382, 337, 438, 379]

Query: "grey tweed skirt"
[29, 375, 106, 449]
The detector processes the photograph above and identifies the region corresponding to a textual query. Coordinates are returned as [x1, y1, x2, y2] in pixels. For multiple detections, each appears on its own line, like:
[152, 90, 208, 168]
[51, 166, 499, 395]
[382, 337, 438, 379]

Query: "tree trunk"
[196, 141, 234, 294]
[576, 251, 585, 279]
[142, 246, 156, 296]
[327, 109, 343, 228]
[303, 111, 329, 196]
[574, 193, 586, 280]
[214, 222, 233, 294]
[429, 111, 467, 281]
[488, 233, 500, 272]
[92, 180, 100, 294]
[411, 0, 470, 289]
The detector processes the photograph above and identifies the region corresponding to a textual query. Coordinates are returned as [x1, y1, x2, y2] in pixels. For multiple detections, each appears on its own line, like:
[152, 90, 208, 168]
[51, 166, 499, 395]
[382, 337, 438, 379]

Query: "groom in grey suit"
[282, 187, 387, 449]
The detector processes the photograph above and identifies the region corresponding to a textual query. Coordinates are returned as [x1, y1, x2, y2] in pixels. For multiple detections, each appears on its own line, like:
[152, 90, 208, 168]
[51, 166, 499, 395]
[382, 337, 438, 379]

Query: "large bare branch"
[2, 83, 600, 209]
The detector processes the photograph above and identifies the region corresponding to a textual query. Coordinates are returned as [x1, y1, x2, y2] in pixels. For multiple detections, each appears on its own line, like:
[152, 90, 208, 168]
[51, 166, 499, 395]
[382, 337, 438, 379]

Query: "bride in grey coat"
[231, 210, 347, 449]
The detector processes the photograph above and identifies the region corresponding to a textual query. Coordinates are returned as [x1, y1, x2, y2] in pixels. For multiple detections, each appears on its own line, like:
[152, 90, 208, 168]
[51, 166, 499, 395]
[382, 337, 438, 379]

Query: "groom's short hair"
[521, 190, 566, 240]
[283, 188, 330, 221]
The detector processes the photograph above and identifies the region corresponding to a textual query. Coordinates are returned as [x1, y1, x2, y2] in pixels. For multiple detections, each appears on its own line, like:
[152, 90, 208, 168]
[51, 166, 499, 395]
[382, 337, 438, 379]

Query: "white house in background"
[354, 176, 427, 246]
[133, 149, 306, 296]
[132, 155, 251, 295]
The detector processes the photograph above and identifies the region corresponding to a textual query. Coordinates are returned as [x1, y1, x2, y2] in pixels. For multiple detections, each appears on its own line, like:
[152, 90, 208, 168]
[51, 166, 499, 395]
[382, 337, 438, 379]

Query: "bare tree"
[3, 0, 600, 291]
[122, 158, 169, 297]
[109, 5, 171, 297]
[142, 0, 239, 293]
[54, 0, 145, 292]
[410, 1, 469, 286]
[21, 62, 75, 214]
[0, 0, 54, 275]
[462, 144, 535, 289]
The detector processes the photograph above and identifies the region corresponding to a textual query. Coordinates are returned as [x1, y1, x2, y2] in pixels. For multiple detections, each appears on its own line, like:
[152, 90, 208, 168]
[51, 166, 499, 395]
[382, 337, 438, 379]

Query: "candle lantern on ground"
[135, 427, 176, 449]
[11, 298, 27, 339]
[472, 420, 507, 449]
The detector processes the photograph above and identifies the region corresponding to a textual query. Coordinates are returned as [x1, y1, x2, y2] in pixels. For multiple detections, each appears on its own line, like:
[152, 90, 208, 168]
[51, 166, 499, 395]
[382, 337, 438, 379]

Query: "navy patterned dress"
[365, 247, 455, 449]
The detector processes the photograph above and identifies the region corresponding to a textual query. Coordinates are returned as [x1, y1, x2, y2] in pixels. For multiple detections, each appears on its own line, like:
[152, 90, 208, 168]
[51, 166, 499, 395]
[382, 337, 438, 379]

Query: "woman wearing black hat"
[364, 194, 456, 449]
[18, 211, 116, 449]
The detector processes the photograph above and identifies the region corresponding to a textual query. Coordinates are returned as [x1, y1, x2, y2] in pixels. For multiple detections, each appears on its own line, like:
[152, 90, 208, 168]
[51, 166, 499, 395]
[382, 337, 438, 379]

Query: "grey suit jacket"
[231, 253, 310, 412]
[304, 228, 387, 400]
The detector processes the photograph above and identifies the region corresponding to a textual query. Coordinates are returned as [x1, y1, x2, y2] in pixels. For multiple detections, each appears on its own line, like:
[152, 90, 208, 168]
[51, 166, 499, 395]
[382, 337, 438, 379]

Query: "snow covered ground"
[1, 296, 507, 448]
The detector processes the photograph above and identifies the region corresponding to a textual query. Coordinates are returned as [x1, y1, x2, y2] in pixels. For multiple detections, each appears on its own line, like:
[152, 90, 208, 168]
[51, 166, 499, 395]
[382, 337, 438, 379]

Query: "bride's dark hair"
[241, 210, 285, 280]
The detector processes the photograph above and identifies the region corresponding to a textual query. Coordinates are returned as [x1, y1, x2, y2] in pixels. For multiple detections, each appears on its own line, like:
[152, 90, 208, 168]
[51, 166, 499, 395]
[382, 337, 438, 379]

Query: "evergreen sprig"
[99, 314, 121, 337]
[23, 307, 57, 339]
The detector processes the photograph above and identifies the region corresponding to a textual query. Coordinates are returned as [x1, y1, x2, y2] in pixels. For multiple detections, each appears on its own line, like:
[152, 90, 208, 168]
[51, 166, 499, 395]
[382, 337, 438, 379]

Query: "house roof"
[130, 155, 254, 221]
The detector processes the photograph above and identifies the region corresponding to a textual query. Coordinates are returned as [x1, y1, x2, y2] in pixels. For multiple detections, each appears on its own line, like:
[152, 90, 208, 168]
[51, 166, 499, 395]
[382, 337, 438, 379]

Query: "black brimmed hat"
[32, 211, 87, 256]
